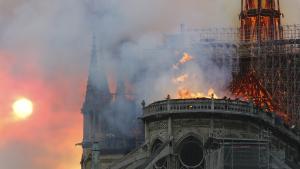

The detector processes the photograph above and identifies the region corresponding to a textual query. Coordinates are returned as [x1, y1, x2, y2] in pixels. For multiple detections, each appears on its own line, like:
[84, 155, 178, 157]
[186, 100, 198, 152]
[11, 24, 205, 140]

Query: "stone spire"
[82, 34, 112, 143]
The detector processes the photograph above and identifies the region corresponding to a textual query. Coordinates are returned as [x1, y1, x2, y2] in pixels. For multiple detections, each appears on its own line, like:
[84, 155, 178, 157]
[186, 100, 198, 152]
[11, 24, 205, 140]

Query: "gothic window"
[177, 136, 204, 169]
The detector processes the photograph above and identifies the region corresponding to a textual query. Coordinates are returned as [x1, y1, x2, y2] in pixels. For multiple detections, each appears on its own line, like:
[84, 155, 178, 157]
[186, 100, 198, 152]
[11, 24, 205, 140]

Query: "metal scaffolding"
[171, 24, 300, 124]
[238, 25, 300, 123]
[205, 128, 272, 169]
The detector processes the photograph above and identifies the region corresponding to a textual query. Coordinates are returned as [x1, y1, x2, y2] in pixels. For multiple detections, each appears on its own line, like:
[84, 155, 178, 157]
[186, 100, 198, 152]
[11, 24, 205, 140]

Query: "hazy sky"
[0, 1, 299, 169]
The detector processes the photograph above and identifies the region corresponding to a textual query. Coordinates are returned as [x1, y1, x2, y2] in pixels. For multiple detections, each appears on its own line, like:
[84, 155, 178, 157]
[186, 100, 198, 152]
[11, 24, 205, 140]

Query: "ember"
[230, 70, 291, 124]
[230, 71, 275, 111]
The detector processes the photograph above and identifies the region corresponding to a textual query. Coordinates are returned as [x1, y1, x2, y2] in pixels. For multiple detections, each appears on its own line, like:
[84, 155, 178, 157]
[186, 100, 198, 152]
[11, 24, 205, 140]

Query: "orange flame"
[230, 70, 294, 126]
[177, 88, 218, 99]
[231, 71, 275, 111]
[173, 52, 193, 69]
[179, 53, 193, 64]
[241, 0, 281, 42]
[172, 52, 219, 100]
[231, 71, 292, 125]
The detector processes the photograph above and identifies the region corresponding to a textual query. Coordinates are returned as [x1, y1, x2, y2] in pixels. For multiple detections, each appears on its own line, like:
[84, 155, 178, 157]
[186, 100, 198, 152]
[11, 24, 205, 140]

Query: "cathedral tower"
[240, 0, 283, 42]
[81, 35, 113, 169]
[80, 35, 142, 169]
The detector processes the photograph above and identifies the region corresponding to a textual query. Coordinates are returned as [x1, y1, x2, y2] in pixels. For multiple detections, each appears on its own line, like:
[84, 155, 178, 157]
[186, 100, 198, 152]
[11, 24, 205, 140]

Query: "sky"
[0, 0, 299, 169]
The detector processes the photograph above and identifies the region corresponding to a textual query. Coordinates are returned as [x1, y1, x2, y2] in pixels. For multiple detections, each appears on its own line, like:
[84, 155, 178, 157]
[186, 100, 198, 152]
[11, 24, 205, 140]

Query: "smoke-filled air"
[0, 0, 299, 169]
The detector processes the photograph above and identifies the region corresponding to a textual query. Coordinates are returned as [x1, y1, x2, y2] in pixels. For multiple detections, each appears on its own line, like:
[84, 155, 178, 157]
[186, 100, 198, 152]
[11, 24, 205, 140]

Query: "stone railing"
[143, 98, 263, 118]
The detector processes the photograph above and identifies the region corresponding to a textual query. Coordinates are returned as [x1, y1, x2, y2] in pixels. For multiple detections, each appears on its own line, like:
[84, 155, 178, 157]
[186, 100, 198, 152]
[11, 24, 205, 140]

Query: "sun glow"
[12, 98, 33, 120]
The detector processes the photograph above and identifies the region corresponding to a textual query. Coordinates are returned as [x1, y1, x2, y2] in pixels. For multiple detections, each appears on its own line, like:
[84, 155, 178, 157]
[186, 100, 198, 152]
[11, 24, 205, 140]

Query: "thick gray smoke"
[90, 0, 238, 100]
[88, 0, 300, 137]
[88, 0, 240, 137]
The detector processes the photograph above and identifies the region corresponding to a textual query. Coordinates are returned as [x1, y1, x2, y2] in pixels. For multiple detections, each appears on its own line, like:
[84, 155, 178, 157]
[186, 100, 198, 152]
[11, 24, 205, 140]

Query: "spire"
[81, 34, 113, 143]
[87, 33, 98, 85]
[82, 34, 112, 114]
[240, 0, 283, 42]
[82, 34, 99, 114]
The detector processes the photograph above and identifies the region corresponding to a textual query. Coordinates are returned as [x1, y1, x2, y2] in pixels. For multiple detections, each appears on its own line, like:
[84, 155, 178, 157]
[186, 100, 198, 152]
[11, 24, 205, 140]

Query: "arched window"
[177, 136, 204, 169]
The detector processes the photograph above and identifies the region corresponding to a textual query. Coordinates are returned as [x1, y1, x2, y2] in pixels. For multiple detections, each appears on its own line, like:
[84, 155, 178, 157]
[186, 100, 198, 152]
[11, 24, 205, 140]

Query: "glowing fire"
[171, 52, 219, 100]
[173, 52, 193, 69]
[230, 71, 293, 124]
[179, 53, 193, 64]
[173, 74, 189, 83]
[231, 71, 275, 111]
[241, 0, 281, 42]
[177, 88, 218, 99]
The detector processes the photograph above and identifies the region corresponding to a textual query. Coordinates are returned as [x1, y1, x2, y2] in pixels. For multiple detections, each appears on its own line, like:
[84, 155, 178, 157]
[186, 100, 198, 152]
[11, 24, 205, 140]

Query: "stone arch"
[175, 132, 204, 148]
[175, 133, 205, 169]
[150, 138, 168, 169]
[151, 138, 164, 153]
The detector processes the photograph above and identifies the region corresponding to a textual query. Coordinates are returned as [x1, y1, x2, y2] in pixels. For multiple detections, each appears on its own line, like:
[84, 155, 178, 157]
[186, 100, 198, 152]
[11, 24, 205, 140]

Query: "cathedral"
[80, 0, 300, 168]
